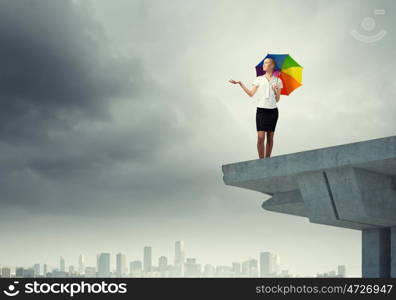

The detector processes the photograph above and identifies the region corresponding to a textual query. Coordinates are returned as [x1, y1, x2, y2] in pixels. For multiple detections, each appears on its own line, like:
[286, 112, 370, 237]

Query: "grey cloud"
[0, 0, 137, 144]
[0, 0, 223, 218]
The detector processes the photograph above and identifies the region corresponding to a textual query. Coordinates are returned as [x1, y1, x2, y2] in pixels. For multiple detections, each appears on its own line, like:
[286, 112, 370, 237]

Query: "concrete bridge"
[222, 135, 396, 278]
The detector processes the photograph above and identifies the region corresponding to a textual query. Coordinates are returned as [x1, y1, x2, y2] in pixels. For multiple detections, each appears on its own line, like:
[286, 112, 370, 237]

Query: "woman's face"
[263, 59, 275, 72]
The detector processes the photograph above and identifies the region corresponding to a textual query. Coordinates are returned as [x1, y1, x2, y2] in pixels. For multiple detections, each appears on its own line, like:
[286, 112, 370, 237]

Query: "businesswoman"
[229, 58, 283, 159]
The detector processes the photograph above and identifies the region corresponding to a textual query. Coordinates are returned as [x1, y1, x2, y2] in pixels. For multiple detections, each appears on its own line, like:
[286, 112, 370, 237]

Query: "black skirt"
[256, 107, 279, 132]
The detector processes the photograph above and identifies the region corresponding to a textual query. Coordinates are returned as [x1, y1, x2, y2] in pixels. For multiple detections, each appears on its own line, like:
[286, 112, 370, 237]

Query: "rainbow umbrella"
[255, 54, 303, 95]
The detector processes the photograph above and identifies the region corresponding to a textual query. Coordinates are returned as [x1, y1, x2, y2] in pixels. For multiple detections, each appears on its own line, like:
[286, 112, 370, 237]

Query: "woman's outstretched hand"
[230, 79, 257, 97]
[229, 79, 241, 84]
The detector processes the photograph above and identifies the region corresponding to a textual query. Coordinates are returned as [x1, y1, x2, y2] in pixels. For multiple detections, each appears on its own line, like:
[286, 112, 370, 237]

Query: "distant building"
[25, 268, 35, 277]
[15, 267, 24, 277]
[60, 257, 65, 272]
[232, 262, 241, 277]
[69, 265, 75, 276]
[279, 269, 290, 277]
[184, 258, 201, 277]
[97, 253, 111, 277]
[242, 258, 258, 277]
[158, 256, 168, 277]
[143, 247, 152, 273]
[130, 260, 142, 277]
[78, 255, 85, 275]
[317, 271, 335, 278]
[33, 264, 41, 277]
[317, 266, 346, 278]
[1, 267, 11, 278]
[203, 264, 215, 277]
[84, 266, 96, 277]
[328, 270, 337, 277]
[337, 265, 346, 277]
[43, 264, 48, 277]
[174, 241, 185, 276]
[16, 268, 34, 278]
[51, 269, 68, 277]
[215, 265, 232, 277]
[259, 252, 279, 277]
[116, 253, 127, 277]
[274, 254, 280, 275]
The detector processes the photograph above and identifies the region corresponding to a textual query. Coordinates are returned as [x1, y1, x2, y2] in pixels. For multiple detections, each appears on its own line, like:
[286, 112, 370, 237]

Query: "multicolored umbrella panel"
[255, 54, 303, 95]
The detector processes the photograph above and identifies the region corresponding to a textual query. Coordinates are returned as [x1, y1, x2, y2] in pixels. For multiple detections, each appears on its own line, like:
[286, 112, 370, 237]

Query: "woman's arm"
[273, 85, 281, 102]
[229, 79, 258, 97]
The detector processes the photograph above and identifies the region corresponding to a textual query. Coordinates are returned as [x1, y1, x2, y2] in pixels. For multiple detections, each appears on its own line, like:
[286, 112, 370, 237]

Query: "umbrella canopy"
[255, 54, 303, 95]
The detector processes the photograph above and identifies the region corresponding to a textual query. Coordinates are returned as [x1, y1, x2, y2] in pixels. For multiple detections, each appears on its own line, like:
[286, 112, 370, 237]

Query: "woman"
[229, 58, 283, 158]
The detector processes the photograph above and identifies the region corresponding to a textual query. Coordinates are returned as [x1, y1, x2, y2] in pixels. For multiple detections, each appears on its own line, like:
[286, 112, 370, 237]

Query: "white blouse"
[252, 75, 283, 109]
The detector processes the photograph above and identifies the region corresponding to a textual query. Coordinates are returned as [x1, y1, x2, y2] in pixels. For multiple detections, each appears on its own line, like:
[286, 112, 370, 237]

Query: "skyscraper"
[337, 265, 347, 277]
[60, 257, 65, 272]
[174, 241, 185, 276]
[158, 256, 168, 277]
[97, 253, 111, 277]
[232, 262, 241, 277]
[143, 246, 152, 273]
[43, 264, 48, 277]
[130, 260, 142, 277]
[242, 258, 258, 277]
[78, 255, 85, 275]
[116, 252, 127, 277]
[274, 254, 280, 276]
[260, 252, 279, 277]
[15, 267, 24, 277]
[33, 264, 40, 277]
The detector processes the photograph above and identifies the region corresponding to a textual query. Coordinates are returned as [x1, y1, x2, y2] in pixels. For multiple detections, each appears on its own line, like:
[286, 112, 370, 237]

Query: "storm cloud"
[0, 0, 222, 217]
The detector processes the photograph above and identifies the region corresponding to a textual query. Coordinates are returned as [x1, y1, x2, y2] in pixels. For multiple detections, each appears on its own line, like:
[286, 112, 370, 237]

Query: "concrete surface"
[222, 135, 396, 277]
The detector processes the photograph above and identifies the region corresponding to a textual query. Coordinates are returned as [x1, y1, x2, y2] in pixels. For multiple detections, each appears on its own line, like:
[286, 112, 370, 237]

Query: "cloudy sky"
[0, 0, 395, 277]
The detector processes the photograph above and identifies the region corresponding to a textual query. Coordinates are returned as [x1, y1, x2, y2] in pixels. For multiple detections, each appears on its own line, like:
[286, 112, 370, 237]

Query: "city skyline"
[0, 240, 347, 278]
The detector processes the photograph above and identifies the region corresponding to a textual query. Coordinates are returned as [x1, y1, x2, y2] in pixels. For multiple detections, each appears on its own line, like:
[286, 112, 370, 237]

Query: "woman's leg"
[265, 131, 274, 157]
[257, 131, 265, 158]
